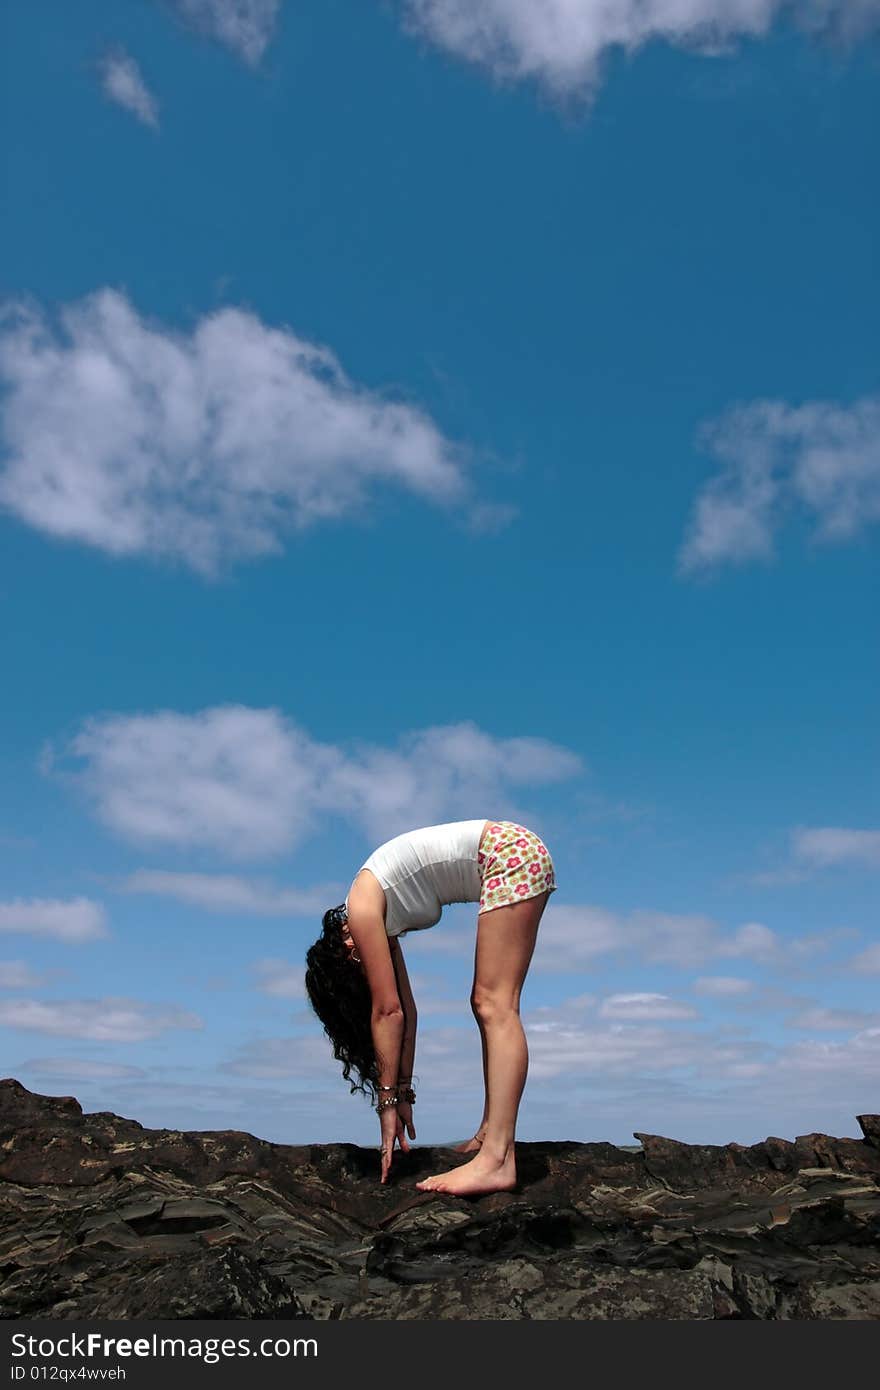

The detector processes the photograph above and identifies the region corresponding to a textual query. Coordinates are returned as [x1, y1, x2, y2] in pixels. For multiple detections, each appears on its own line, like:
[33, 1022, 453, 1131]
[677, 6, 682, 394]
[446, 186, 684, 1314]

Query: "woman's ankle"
[478, 1139, 515, 1167]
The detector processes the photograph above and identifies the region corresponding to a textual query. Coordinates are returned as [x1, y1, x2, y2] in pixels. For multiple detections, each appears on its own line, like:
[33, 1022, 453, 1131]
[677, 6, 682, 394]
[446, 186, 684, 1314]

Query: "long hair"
[304, 905, 379, 1103]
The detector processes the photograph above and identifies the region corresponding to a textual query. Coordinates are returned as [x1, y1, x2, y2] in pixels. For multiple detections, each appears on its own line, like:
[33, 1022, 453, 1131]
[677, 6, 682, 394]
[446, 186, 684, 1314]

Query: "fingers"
[378, 1108, 417, 1182]
[379, 1120, 398, 1182]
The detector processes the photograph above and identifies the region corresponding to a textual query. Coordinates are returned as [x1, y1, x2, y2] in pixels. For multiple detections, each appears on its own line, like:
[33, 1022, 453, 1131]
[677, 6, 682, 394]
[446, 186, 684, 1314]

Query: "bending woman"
[304, 819, 556, 1195]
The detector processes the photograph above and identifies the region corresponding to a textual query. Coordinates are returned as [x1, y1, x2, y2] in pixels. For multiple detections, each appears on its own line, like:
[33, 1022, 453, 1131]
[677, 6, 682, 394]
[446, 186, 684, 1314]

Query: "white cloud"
[77, 1075, 355, 1144]
[390, 969, 473, 1015]
[0, 997, 202, 1042]
[164, 0, 281, 65]
[401, 1, 880, 100]
[515, 1004, 880, 1133]
[251, 957, 305, 999]
[848, 943, 880, 974]
[775, 1027, 880, 1086]
[33, 1000, 874, 1146]
[598, 992, 698, 1020]
[0, 289, 474, 575]
[49, 707, 583, 859]
[786, 928, 859, 959]
[747, 865, 811, 886]
[22, 989, 873, 1147]
[120, 870, 340, 916]
[693, 975, 753, 996]
[786, 1006, 880, 1031]
[60, 707, 327, 858]
[716, 920, 778, 961]
[412, 996, 471, 1017]
[526, 994, 598, 1031]
[311, 996, 875, 1143]
[0, 961, 48, 989]
[531, 903, 780, 971]
[527, 904, 636, 967]
[792, 826, 880, 870]
[200, 1010, 880, 1145]
[0, 898, 107, 943]
[18, 1057, 147, 1081]
[523, 1018, 743, 1082]
[5, 1064, 344, 1145]
[98, 48, 160, 129]
[329, 722, 581, 844]
[749, 827, 880, 887]
[679, 396, 880, 574]
[222, 1032, 332, 1078]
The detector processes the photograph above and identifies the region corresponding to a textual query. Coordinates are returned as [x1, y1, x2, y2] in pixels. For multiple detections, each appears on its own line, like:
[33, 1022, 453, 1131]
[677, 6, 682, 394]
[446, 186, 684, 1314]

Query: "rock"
[633, 1126, 880, 1190]
[10, 1245, 309, 1320]
[1, 1080, 878, 1321]
[858, 1115, 880, 1149]
[793, 1280, 880, 1320]
[345, 1260, 718, 1320]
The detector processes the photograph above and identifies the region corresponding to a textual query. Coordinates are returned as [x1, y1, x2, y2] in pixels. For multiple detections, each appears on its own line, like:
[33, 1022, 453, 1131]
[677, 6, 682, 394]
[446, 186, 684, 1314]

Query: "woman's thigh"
[472, 892, 550, 1004]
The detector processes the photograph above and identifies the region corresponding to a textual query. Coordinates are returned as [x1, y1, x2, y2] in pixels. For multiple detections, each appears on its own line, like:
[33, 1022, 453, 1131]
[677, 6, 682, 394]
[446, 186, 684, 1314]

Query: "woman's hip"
[478, 821, 557, 914]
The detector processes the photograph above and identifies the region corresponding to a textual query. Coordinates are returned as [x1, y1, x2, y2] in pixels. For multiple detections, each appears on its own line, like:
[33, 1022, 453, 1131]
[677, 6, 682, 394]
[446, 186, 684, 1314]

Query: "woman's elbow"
[372, 1001, 404, 1023]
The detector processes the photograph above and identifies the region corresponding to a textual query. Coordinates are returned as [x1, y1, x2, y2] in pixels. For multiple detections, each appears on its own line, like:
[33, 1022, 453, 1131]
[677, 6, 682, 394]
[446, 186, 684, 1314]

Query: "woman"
[304, 818, 556, 1195]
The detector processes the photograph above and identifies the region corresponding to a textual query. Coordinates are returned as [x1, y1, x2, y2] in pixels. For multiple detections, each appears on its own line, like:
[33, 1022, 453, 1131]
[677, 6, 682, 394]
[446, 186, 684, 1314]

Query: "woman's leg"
[453, 1007, 489, 1152]
[416, 890, 549, 1196]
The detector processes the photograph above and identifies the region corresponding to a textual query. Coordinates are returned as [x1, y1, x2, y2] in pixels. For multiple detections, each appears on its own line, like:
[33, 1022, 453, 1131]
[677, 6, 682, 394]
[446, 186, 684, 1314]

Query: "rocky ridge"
[1, 1079, 878, 1319]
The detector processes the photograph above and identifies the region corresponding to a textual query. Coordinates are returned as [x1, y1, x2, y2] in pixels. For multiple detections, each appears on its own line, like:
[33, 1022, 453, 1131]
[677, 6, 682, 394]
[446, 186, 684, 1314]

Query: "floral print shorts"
[477, 821, 557, 914]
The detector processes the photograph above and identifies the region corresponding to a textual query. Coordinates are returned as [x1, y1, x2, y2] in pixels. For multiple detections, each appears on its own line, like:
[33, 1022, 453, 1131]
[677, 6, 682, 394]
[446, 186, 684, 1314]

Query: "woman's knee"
[471, 984, 520, 1026]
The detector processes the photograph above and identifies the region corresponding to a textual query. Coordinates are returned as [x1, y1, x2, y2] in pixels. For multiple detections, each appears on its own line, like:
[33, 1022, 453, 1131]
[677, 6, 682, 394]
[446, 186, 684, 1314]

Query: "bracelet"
[377, 1084, 397, 1092]
[399, 1086, 416, 1105]
[376, 1096, 399, 1111]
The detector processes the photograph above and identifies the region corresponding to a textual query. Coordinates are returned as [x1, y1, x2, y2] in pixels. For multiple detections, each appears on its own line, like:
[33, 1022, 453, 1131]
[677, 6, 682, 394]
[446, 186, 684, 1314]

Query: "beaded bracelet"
[375, 1083, 415, 1108]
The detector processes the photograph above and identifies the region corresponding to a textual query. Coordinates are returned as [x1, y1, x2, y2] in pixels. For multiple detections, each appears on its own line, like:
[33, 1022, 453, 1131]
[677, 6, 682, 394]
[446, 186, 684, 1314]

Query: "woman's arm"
[347, 872, 415, 1181]
[346, 873, 404, 1095]
[391, 939, 417, 1086]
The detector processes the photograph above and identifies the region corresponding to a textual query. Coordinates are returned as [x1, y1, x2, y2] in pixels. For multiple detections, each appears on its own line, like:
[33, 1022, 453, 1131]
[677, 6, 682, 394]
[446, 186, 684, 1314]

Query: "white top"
[345, 820, 488, 938]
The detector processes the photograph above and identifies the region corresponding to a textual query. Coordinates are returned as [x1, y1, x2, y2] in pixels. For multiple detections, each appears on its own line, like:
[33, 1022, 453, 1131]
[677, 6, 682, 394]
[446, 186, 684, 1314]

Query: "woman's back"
[346, 818, 488, 936]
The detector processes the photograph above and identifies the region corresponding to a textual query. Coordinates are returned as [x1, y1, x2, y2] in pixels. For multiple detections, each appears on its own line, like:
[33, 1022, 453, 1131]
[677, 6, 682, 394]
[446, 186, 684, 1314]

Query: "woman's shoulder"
[347, 867, 387, 920]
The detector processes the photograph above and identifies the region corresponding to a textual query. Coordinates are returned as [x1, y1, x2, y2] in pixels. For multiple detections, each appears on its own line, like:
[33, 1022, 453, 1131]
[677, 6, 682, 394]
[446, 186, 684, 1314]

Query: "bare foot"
[452, 1128, 486, 1154]
[416, 1152, 517, 1197]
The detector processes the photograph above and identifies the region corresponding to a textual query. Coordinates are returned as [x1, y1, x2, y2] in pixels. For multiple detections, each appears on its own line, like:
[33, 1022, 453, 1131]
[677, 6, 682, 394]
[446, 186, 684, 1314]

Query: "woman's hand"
[379, 1104, 402, 1184]
[396, 1100, 416, 1147]
[378, 1101, 417, 1183]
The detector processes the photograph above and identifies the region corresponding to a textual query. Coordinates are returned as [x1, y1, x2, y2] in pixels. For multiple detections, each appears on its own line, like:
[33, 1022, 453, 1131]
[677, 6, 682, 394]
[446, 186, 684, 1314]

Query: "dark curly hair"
[304, 905, 379, 1103]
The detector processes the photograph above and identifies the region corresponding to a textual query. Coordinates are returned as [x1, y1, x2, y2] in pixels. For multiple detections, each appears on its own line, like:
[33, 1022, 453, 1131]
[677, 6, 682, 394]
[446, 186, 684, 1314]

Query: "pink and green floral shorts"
[477, 821, 557, 914]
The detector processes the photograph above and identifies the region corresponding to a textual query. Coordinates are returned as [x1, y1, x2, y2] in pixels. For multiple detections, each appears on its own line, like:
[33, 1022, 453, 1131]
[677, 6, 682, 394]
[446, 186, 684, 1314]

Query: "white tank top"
[346, 819, 488, 938]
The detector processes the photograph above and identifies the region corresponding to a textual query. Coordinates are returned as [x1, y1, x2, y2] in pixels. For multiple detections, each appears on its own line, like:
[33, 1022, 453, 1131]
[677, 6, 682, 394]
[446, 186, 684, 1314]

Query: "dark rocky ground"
[1, 1079, 878, 1320]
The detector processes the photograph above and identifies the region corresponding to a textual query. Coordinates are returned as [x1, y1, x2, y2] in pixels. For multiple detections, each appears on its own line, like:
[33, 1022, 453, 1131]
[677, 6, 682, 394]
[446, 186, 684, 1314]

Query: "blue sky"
[1, 0, 877, 1151]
